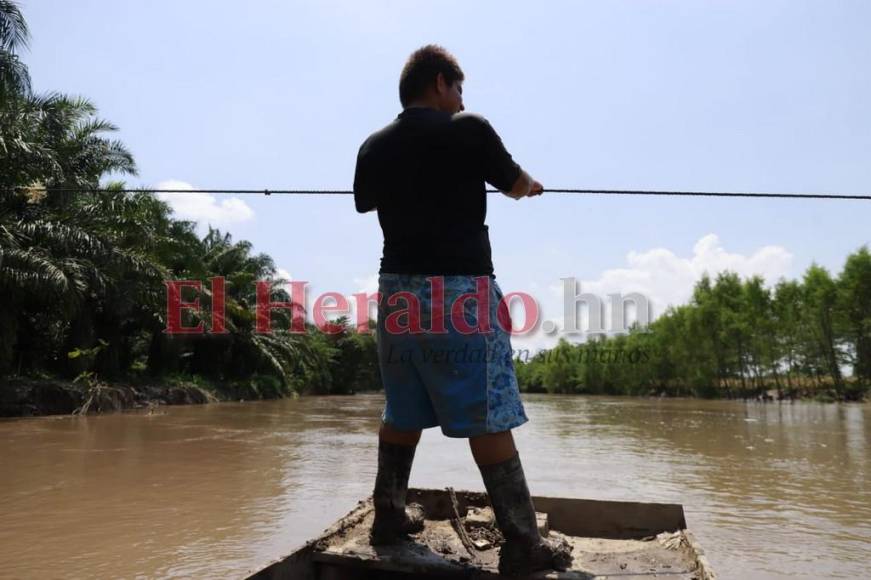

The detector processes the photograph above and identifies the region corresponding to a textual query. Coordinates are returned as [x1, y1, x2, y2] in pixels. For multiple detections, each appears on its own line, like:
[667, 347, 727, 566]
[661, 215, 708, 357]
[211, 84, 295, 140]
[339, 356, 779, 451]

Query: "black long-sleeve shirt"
[353, 107, 521, 276]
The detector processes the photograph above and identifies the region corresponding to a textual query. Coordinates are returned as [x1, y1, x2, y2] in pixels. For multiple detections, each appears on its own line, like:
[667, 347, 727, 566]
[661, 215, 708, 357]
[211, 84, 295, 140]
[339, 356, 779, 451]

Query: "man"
[353, 44, 572, 575]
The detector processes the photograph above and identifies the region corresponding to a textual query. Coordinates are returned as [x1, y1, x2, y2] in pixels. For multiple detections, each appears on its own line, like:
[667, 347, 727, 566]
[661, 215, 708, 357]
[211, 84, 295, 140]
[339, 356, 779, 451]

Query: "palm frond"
[0, 49, 30, 95]
[0, 0, 29, 52]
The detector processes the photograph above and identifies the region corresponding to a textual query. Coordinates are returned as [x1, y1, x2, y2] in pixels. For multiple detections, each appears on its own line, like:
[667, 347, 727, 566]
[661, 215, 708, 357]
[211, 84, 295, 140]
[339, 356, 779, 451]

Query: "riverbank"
[521, 379, 869, 403]
[0, 375, 289, 418]
[2, 373, 866, 418]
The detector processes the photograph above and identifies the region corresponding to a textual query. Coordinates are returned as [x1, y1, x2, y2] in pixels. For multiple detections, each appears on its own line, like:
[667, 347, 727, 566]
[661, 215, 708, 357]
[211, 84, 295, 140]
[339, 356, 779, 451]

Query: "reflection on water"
[0, 395, 868, 579]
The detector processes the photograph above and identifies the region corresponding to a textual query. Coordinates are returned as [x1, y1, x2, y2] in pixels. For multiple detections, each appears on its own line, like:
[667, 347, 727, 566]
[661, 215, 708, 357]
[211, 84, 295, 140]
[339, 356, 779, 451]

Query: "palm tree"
[0, 0, 30, 97]
[189, 227, 312, 388]
[1, 1, 135, 192]
[0, 185, 181, 375]
[1, 94, 136, 196]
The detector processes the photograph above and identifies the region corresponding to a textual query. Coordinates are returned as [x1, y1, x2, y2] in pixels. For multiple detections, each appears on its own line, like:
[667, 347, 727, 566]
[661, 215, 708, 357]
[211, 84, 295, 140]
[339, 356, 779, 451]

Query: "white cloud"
[353, 273, 379, 295]
[565, 233, 793, 317]
[155, 180, 254, 229]
[509, 234, 795, 355]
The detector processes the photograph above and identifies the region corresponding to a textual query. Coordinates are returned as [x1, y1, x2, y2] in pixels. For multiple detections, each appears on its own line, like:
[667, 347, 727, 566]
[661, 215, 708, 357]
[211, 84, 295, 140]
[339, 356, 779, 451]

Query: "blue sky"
[24, 1, 871, 350]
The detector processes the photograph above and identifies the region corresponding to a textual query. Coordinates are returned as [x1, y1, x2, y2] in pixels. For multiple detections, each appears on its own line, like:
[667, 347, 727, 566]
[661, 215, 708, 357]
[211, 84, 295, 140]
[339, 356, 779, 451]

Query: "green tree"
[802, 264, 844, 394]
[772, 279, 803, 395]
[836, 246, 871, 397]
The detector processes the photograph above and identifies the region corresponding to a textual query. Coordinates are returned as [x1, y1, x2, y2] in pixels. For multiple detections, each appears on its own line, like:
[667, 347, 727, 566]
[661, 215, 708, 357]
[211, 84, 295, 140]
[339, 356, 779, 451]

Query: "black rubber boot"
[369, 439, 425, 545]
[479, 452, 573, 576]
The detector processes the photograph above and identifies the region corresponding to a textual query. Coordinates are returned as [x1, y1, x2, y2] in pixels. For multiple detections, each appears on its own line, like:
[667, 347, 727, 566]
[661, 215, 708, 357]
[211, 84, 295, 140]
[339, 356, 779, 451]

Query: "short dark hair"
[398, 45, 465, 108]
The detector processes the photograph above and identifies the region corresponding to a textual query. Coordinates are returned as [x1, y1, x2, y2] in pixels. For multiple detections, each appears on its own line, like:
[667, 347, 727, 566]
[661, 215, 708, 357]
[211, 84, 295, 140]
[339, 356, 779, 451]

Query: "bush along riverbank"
[0, 364, 382, 418]
[0, 317, 381, 418]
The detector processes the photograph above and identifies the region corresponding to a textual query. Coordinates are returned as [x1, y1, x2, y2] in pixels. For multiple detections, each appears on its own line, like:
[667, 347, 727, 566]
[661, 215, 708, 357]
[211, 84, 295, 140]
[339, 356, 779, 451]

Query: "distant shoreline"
[1, 376, 865, 419]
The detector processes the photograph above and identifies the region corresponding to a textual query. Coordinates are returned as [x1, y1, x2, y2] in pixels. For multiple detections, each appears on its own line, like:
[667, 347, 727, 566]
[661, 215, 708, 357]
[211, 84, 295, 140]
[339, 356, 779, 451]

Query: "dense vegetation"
[516, 252, 871, 401]
[0, 1, 378, 411]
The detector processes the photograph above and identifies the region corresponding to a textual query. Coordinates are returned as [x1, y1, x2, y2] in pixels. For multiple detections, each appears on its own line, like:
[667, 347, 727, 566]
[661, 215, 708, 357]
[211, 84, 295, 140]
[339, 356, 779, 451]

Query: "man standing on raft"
[354, 44, 572, 575]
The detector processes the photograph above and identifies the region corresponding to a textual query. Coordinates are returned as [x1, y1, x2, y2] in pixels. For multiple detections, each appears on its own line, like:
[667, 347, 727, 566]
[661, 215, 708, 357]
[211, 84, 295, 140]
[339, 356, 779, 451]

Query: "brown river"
[1, 394, 868, 579]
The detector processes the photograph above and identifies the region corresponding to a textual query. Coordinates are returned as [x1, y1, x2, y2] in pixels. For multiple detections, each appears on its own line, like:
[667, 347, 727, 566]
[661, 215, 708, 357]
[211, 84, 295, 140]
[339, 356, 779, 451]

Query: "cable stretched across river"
[6, 186, 871, 200]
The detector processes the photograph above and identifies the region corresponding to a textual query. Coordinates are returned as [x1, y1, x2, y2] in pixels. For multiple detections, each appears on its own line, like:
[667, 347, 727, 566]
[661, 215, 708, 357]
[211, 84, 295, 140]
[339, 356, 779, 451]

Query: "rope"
[5, 186, 871, 200]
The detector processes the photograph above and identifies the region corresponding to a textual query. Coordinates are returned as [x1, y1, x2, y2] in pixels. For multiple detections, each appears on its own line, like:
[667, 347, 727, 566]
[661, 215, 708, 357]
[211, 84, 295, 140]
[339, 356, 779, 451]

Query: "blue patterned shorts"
[376, 273, 528, 438]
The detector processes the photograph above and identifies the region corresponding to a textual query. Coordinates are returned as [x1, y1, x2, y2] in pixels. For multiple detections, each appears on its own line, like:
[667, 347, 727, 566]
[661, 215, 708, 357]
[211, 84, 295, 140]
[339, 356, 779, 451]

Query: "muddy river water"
[1, 394, 868, 579]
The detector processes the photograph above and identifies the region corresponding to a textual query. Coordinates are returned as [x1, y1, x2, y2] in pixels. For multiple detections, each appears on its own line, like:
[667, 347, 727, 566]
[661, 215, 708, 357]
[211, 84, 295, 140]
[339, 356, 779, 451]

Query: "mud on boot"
[369, 502, 425, 545]
[369, 439, 422, 545]
[499, 534, 573, 576]
[478, 451, 575, 575]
